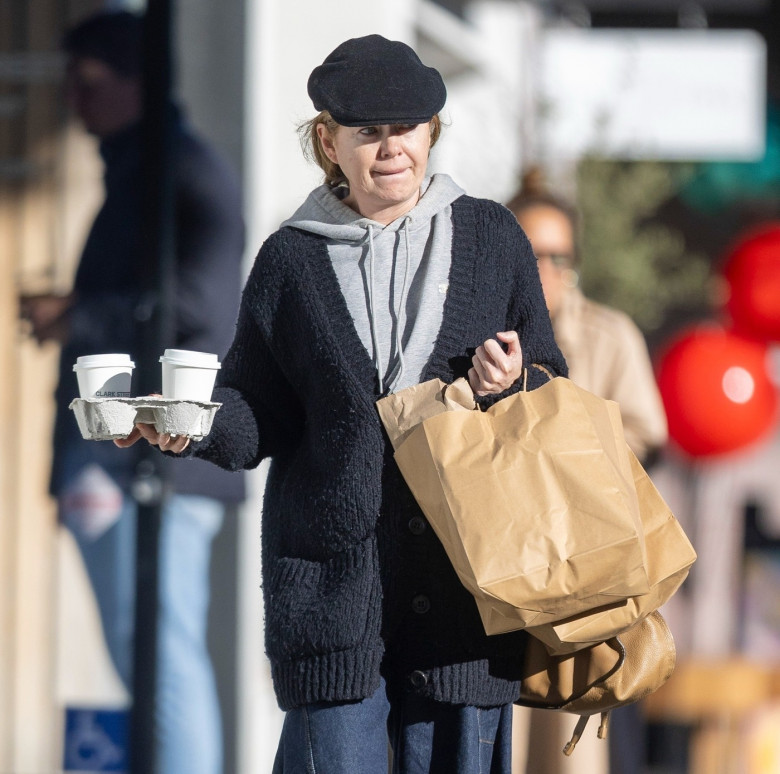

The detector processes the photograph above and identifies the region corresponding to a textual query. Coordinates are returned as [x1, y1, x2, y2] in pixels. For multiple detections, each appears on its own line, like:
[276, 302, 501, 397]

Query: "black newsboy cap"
[307, 35, 446, 127]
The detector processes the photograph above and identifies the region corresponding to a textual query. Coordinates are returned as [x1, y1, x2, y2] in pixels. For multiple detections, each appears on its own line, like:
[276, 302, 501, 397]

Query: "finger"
[482, 339, 512, 373]
[474, 346, 509, 387]
[172, 436, 190, 454]
[471, 353, 497, 393]
[160, 434, 190, 454]
[468, 367, 480, 393]
[474, 343, 506, 379]
[161, 433, 188, 452]
[161, 433, 186, 452]
[496, 330, 521, 358]
[135, 423, 163, 446]
[471, 346, 487, 382]
[114, 426, 143, 448]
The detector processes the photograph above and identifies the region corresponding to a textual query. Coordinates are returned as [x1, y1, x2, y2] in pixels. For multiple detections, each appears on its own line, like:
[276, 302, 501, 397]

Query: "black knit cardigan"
[189, 194, 568, 710]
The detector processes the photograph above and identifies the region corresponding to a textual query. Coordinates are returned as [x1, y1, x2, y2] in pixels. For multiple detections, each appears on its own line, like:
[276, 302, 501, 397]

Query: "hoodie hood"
[281, 172, 464, 239]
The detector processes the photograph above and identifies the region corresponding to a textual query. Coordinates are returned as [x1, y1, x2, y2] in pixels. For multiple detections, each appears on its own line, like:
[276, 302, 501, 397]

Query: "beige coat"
[553, 286, 668, 462]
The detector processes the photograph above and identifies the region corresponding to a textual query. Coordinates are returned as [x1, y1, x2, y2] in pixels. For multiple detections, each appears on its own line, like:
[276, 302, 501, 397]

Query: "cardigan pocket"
[264, 535, 381, 661]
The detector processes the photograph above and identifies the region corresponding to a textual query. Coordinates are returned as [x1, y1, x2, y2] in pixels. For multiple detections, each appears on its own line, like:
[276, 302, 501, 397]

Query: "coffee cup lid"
[74, 353, 135, 371]
[159, 349, 221, 368]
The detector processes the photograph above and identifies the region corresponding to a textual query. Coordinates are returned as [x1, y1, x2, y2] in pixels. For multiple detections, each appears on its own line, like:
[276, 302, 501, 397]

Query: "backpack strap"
[562, 710, 612, 756]
[562, 715, 590, 756]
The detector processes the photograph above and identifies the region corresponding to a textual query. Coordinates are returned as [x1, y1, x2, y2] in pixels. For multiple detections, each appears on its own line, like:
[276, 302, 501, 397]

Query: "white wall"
[426, 0, 541, 203]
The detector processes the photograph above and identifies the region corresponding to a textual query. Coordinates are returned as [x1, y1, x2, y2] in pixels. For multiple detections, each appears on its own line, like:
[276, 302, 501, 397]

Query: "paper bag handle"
[520, 363, 555, 391]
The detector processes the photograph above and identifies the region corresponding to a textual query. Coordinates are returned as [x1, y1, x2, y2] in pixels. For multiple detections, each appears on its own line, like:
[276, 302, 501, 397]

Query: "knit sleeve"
[185, 239, 305, 470]
[476, 205, 568, 409]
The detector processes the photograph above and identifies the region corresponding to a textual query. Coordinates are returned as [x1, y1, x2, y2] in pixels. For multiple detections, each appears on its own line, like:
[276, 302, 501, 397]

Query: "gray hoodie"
[282, 173, 465, 393]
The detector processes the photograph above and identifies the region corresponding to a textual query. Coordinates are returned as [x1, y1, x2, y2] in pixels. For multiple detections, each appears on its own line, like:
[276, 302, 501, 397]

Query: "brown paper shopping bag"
[484, 398, 696, 650]
[525, 445, 696, 653]
[377, 376, 650, 633]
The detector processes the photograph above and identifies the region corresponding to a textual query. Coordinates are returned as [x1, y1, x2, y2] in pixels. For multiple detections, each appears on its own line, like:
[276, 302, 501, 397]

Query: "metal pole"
[129, 1, 176, 772]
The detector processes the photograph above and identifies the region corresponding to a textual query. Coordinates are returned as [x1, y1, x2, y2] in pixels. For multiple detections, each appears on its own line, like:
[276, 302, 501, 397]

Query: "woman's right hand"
[114, 423, 191, 454]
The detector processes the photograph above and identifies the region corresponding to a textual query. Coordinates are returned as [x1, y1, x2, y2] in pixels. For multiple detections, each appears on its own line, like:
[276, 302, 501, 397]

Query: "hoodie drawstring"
[366, 217, 414, 394]
[366, 224, 383, 381]
[387, 217, 413, 393]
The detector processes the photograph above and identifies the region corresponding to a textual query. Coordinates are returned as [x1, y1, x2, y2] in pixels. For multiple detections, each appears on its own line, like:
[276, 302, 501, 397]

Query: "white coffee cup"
[73, 354, 135, 399]
[159, 349, 221, 401]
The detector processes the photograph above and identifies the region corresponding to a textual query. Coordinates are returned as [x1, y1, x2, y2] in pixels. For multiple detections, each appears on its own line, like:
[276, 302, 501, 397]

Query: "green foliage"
[575, 159, 712, 333]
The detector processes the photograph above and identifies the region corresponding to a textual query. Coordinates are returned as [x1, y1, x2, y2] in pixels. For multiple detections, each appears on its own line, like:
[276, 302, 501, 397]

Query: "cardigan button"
[411, 594, 431, 614]
[408, 516, 427, 535]
[409, 670, 429, 689]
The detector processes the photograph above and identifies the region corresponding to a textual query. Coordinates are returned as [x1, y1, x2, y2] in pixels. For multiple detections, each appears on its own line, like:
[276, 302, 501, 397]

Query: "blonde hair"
[297, 111, 443, 187]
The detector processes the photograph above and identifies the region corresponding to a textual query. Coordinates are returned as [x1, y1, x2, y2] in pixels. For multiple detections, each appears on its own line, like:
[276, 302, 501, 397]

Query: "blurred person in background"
[115, 34, 568, 774]
[507, 170, 668, 466]
[18, 10, 245, 774]
[507, 170, 668, 774]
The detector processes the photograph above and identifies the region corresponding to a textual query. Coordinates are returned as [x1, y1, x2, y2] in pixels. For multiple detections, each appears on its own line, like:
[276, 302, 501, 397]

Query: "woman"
[506, 176, 667, 464]
[119, 35, 566, 773]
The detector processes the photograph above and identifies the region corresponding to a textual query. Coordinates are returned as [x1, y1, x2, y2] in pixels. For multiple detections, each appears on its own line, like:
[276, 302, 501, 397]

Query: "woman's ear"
[316, 123, 338, 164]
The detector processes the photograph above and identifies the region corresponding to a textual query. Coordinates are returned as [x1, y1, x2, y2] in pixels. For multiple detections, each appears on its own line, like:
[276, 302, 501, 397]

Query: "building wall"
[0, 1, 105, 770]
[175, 4, 247, 772]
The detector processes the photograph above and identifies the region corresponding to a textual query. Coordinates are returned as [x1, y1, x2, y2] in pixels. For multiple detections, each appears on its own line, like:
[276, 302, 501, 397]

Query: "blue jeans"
[272, 677, 513, 774]
[66, 482, 224, 774]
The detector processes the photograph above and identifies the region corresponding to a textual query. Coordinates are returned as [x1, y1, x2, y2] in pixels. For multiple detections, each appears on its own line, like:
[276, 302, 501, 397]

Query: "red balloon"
[721, 223, 780, 342]
[656, 325, 778, 458]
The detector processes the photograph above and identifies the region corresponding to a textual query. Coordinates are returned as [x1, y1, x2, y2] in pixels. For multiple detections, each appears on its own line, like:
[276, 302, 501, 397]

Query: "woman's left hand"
[468, 330, 523, 396]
